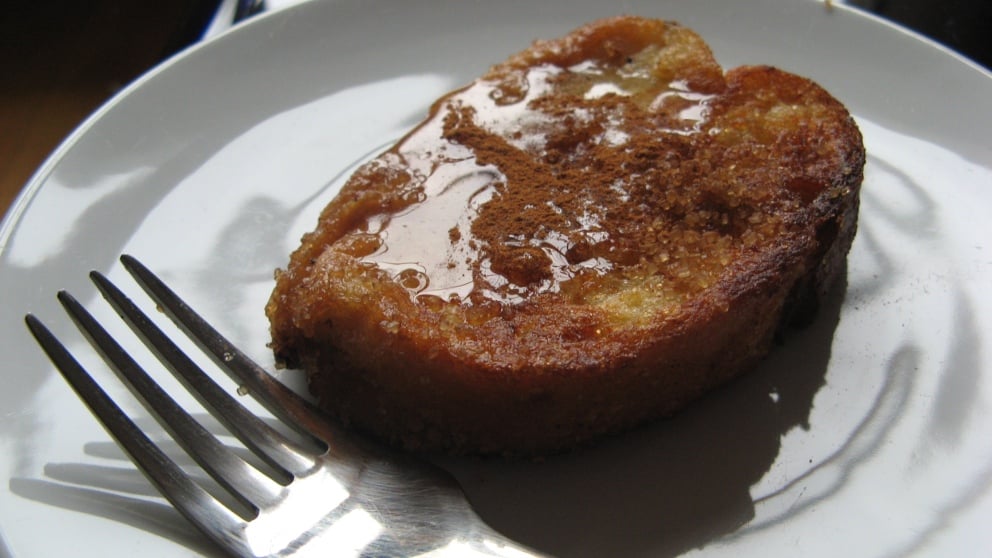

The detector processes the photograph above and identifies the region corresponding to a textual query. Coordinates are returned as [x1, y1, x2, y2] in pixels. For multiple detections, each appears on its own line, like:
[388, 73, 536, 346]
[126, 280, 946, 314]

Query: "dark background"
[848, 0, 990, 68]
[1, 0, 989, 216]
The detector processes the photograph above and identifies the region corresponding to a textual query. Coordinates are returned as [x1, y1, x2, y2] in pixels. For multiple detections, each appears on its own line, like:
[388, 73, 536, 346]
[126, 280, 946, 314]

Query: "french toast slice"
[266, 16, 864, 455]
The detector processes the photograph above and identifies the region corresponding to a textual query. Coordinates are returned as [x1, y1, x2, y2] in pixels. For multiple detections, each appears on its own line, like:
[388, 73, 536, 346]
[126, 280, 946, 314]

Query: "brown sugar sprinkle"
[336, 19, 840, 317]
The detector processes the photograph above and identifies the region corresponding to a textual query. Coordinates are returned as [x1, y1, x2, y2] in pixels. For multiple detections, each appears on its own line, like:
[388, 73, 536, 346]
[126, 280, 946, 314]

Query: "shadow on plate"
[437, 279, 848, 558]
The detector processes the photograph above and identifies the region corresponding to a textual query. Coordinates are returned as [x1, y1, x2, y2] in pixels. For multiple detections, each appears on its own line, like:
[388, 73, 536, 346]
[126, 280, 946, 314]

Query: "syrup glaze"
[333, 21, 822, 313]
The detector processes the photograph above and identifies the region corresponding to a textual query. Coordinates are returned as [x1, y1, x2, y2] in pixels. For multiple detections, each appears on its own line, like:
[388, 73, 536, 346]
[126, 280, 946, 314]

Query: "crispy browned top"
[267, 16, 864, 371]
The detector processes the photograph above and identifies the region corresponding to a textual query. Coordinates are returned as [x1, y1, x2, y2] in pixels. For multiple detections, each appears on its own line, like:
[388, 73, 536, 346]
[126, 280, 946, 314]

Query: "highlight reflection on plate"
[1, 1, 991, 556]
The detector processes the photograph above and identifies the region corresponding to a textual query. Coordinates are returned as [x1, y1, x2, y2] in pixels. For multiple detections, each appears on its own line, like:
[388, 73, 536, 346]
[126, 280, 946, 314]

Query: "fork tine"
[55, 289, 282, 514]
[119, 255, 335, 441]
[24, 314, 248, 552]
[28, 261, 541, 558]
[88, 270, 319, 476]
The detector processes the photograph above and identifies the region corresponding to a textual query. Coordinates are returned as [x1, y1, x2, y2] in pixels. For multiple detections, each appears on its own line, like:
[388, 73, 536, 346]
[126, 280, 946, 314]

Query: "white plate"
[2, 1, 991, 556]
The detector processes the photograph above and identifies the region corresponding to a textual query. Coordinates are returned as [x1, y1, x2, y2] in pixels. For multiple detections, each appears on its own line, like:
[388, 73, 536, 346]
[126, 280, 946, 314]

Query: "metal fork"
[24, 255, 536, 557]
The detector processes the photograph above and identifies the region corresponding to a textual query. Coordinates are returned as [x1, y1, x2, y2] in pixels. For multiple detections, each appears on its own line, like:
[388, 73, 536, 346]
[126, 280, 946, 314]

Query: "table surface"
[1, 0, 989, 220]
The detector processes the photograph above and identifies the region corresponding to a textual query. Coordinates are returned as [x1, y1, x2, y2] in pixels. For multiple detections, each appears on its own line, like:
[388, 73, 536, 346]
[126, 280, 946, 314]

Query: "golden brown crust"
[266, 16, 864, 455]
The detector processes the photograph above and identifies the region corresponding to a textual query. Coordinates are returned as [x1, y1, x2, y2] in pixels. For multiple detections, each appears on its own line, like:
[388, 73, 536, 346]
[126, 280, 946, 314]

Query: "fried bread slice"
[266, 16, 864, 455]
